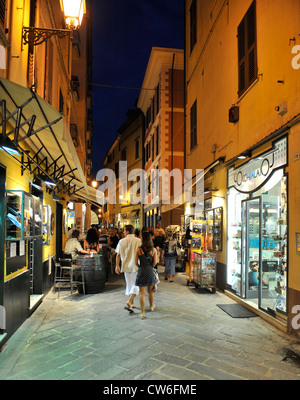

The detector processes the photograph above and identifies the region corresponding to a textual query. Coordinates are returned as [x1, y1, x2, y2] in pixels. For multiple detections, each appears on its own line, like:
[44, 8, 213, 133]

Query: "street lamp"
[22, 0, 86, 46]
[60, 0, 86, 29]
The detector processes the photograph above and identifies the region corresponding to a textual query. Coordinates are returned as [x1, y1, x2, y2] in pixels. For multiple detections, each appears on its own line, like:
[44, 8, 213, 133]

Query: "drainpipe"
[171, 53, 175, 225]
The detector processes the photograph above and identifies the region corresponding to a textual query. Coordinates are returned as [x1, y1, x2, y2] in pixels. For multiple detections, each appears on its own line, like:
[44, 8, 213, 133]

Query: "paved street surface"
[0, 267, 300, 381]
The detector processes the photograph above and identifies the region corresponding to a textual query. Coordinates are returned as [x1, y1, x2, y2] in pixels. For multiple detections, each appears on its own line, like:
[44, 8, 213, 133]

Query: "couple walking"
[115, 225, 157, 319]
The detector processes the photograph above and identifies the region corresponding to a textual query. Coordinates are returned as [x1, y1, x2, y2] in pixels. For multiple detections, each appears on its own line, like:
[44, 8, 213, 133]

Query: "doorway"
[241, 173, 287, 314]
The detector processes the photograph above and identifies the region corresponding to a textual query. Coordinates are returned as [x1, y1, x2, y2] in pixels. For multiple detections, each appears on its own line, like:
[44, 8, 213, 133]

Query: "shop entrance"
[228, 171, 287, 316]
[240, 173, 287, 314]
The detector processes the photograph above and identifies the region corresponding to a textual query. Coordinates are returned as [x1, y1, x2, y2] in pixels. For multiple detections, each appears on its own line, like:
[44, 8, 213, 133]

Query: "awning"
[0, 77, 100, 205]
[127, 209, 140, 219]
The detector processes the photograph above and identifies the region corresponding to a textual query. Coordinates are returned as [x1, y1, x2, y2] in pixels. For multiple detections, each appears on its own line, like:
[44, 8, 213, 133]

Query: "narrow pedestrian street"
[0, 267, 299, 381]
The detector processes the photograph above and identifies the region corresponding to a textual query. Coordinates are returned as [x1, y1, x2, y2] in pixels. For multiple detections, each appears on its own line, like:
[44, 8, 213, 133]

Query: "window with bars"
[190, 100, 197, 150]
[0, 0, 5, 30]
[238, 1, 257, 97]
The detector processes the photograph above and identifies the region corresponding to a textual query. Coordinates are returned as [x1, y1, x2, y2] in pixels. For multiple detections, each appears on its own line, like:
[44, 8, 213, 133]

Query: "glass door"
[241, 197, 261, 304]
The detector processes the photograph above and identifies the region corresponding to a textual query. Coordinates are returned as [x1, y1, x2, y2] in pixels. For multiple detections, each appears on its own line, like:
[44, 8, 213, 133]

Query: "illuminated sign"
[228, 137, 287, 193]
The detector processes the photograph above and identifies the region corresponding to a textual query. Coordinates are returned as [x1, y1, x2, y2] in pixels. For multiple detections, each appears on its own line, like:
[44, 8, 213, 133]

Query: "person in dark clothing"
[109, 228, 119, 250]
[84, 228, 99, 253]
[162, 230, 180, 282]
[135, 232, 157, 319]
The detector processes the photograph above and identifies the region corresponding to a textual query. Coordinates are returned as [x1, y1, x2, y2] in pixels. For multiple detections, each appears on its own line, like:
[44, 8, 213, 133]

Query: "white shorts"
[124, 272, 139, 296]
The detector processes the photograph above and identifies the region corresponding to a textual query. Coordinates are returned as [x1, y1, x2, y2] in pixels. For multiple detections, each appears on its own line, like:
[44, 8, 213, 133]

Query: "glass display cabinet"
[6, 191, 43, 240]
[43, 205, 51, 245]
[207, 207, 223, 251]
[6, 190, 35, 240]
[193, 251, 217, 293]
[34, 197, 43, 237]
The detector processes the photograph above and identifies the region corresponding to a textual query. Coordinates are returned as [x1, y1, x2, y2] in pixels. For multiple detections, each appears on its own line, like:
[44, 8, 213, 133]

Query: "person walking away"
[135, 232, 157, 319]
[84, 228, 99, 253]
[162, 229, 180, 282]
[115, 225, 141, 312]
[153, 231, 165, 266]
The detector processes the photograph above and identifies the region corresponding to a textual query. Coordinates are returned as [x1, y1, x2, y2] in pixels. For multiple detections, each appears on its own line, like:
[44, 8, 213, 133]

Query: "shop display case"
[5, 191, 43, 240]
[6, 190, 35, 240]
[207, 207, 223, 251]
[34, 197, 43, 237]
[193, 251, 217, 293]
[186, 219, 207, 284]
[43, 205, 51, 245]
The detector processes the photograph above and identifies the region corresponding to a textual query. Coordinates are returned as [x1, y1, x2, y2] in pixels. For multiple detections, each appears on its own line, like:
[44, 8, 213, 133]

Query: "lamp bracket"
[22, 26, 72, 46]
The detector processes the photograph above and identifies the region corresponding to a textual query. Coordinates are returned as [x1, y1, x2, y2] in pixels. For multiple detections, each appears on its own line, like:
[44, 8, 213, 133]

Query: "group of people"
[64, 223, 180, 320]
[115, 224, 180, 319]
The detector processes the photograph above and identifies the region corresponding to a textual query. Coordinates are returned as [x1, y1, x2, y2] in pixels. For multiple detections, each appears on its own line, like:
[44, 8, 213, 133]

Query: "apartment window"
[156, 83, 160, 115]
[59, 90, 64, 114]
[156, 125, 159, 156]
[190, 0, 197, 53]
[115, 162, 119, 179]
[0, 0, 6, 30]
[135, 139, 139, 160]
[121, 148, 127, 161]
[190, 100, 197, 150]
[152, 135, 155, 161]
[238, 1, 257, 97]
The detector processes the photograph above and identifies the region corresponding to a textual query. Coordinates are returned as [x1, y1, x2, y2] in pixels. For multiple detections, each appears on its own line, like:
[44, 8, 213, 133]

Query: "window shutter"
[237, 1, 257, 97]
[0, 0, 5, 30]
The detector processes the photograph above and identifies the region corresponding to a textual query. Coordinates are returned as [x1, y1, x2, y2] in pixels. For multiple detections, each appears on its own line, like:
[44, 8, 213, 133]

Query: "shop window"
[190, 0, 197, 53]
[135, 139, 139, 160]
[238, 1, 257, 96]
[190, 100, 197, 150]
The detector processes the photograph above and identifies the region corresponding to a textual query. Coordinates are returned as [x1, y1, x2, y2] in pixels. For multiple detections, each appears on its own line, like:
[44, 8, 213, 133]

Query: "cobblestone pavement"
[0, 267, 300, 381]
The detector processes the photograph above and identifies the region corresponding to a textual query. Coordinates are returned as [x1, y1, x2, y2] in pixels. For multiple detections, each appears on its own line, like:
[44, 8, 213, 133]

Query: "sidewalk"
[0, 267, 299, 381]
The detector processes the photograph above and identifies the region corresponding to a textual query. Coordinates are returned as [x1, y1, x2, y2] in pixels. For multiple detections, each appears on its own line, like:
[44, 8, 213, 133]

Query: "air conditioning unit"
[229, 106, 239, 123]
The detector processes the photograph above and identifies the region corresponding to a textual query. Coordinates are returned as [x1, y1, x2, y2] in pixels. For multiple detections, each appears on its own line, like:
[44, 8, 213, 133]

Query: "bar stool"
[57, 258, 86, 297]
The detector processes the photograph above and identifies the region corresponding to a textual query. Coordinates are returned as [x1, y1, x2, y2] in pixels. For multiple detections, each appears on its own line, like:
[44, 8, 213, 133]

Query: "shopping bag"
[153, 268, 160, 284]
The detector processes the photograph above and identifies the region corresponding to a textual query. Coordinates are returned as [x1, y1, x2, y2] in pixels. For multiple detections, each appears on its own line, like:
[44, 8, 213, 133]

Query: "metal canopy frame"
[0, 80, 85, 197]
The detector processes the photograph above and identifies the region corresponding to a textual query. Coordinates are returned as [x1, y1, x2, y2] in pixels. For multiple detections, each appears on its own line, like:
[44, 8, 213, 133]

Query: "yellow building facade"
[102, 109, 144, 230]
[0, 0, 96, 345]
[185, 0, 300, 336]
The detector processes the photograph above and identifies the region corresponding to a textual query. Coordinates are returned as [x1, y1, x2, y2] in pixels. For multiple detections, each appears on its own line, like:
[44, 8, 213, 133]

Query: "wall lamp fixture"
[238, 151, 252, 160]
[0, 136, 21, 156]
[22, 0, 86, 46]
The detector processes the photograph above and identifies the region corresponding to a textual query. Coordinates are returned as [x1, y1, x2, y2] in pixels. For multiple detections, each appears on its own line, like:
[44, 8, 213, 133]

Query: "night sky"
[91, 0, 184, 177]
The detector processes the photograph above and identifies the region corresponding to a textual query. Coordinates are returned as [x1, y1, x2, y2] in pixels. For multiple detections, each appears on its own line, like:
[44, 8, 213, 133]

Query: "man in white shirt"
[115, 225, 141, 311]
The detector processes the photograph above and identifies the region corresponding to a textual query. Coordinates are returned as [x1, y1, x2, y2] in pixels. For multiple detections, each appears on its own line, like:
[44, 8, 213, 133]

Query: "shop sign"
[228, 137, 287, 193]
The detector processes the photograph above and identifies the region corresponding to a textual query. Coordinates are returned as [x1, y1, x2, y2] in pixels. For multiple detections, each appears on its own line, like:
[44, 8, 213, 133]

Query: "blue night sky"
[91, 0, 184, 176]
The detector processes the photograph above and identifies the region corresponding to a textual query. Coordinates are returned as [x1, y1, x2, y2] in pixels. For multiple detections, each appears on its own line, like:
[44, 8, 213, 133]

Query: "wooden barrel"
[77, 251, 109, 294]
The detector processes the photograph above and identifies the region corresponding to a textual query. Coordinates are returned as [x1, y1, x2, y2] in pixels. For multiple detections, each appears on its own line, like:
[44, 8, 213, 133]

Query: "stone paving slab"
[0, 267, 299, 381]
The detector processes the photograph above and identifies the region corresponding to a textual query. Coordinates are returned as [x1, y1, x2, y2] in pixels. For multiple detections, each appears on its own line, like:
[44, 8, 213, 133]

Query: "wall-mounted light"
[238, 151, 252, 160]
[32, 176, 43, 189]
[39, 173, 56, 187]
[23, 0, 86, 46]
[0, 136, 21, 156]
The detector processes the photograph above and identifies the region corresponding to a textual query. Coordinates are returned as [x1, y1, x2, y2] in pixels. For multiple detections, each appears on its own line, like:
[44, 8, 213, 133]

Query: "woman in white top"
[64, 229, 89, 259]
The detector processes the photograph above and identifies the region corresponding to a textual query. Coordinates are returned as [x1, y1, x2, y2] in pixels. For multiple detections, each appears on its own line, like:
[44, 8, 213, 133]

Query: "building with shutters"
[185, 0, 300, 336]
[0, 0, 98, 346]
